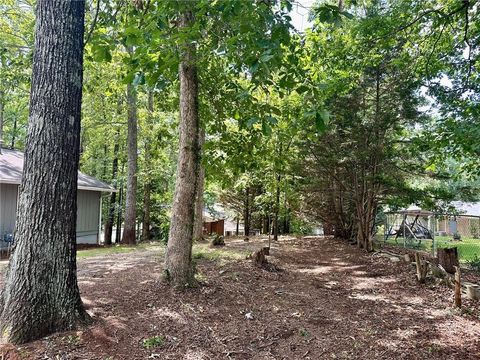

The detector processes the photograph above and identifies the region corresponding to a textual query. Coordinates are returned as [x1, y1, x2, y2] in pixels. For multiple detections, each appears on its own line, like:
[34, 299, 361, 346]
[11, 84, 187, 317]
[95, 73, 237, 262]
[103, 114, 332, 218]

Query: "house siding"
[0, 183, 18, 237]
[0, 185, 101, 246]
[76, 190, 101, 244]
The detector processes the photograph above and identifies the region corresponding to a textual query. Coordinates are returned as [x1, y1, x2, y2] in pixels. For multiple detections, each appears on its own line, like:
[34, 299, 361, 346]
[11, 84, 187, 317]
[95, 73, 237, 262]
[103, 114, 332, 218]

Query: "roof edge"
[0, 180, 117, 192]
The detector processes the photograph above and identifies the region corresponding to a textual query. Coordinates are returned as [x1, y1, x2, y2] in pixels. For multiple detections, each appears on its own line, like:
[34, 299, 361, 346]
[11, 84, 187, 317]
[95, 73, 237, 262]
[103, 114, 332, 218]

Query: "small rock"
[245, 312, 254, 320]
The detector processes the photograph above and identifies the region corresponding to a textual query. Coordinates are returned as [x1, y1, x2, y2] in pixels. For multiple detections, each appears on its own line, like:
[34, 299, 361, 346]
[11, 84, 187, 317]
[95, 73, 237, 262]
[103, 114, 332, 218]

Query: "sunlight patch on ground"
[78, 280, 97, 286]
[351, 270, 368, 276]
[104, 315, 129, 330]
[82, 297, 94, 307]
[295, 264, 364, 275]
[395, 328, 418, 340]
[154, 307, 188, 325]
[184, 349, 209, 360]
[377, 339, 402, 351]
[350, 276, 397, 290]
[349, 293, 391, 303]
[296, 266, 335, 274]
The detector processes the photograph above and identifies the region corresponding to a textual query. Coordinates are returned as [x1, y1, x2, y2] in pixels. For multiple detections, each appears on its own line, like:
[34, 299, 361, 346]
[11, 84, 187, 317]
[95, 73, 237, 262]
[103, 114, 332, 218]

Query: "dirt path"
[1, 237, 479, 359]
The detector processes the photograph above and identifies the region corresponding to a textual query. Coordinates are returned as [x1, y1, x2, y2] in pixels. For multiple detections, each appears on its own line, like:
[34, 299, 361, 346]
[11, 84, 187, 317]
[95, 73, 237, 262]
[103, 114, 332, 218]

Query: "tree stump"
[466, 285, 479, 301]
[253, 247, 269, 267]
[438, 247, 459, 274]
[414, 252, 428, 283]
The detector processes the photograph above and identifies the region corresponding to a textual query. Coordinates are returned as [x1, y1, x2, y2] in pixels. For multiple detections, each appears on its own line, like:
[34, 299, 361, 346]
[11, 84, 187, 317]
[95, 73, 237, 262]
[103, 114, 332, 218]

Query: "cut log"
[454, 266, 461, 308]
[466, 285, 479, 301]
[253, 247, 269, 267]
[437, 247, 459, 274]
[414, 252, 428, 283]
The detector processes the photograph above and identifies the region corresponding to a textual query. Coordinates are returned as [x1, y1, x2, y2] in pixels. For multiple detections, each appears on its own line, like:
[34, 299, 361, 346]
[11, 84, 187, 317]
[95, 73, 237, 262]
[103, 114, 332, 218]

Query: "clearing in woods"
[1, 237, 479, 359]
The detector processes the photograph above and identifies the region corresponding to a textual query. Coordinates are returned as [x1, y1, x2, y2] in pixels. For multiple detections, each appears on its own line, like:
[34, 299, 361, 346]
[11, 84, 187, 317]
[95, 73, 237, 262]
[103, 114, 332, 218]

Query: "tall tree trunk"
[104, 130, 120, 246]
[273, 174, 281, 241]
[142, 91, 154, 242]
[10, 116, 17, 149]
[116, 177, 124, 244]
[121, 79, 138, 245]
[0, 0, 90, 344]
[0, 56, 4, 153]
[193, 127, 205, 242]
[165, 9, 200, 288]
[142, 179, 151, 241]
[244, 186, 250, 240]
[0, 91, 4, 153]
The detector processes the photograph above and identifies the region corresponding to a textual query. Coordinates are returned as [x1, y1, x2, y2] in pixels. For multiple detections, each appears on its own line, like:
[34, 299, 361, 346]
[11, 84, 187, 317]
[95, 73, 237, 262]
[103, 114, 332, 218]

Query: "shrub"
[467, 254, 480, 272]
[142, 335, 165, 349]
[211, 234, 225, 246]
[470, 220, 480, 239]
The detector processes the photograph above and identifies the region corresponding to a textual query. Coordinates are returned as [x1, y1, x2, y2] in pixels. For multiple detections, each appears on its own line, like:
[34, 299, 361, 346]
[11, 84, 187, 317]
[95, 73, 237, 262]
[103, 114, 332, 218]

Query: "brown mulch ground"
[1, 236, 480, 360]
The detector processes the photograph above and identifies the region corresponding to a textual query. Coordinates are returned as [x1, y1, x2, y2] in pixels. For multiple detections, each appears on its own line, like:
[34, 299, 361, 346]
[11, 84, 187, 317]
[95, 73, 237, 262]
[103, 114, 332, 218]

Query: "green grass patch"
[436, 239, 480, 262]
[142, 335, 164, 349]
[76, 242, 246, 263]
[378, 236, 480, 262]
[76, 243, 158, 259]
[192, 244, 248, 262]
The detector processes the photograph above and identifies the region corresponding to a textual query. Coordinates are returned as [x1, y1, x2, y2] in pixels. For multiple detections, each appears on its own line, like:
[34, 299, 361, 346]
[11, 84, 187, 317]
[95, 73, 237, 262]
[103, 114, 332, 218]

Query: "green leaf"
[340, 11, 354, 19]
[91, 44, 111, 62]
[266, 115, 278, 125]
[296, 85, 309, 94]
[319, 109, 330, 125]
[123, 71, 135, 85]
[247, 117, 258, 127]
[315, 112, 326, 132]
[262, 121, 272, 136]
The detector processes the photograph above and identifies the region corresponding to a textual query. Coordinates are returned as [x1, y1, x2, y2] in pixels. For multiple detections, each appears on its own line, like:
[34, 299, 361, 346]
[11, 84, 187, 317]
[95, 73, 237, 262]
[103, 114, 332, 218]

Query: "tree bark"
[0, 90, 4, 153]
[116, 175, 124, 244]
[193, 127, 205, 242]
[142, 91, 154, 242]
[104, 129, 120, 245]
[438, 247, 459, 274]
[10, 116, 17, 149]
[273, 174, 281, 241]
[121, 78, 138, 245]
[0, 0, 90, 344]
[244, 186, 250, 240]
[165, 9, 200, 288]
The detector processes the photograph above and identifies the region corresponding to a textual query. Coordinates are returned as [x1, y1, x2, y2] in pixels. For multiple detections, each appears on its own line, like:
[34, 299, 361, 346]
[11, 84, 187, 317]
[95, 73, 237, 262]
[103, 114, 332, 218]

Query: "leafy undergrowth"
[1, 236, 479, 359]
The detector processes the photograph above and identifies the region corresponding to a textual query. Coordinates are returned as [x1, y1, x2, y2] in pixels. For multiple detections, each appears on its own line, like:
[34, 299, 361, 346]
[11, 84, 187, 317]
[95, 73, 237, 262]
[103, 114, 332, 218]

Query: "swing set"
[384, 208, 434, 249]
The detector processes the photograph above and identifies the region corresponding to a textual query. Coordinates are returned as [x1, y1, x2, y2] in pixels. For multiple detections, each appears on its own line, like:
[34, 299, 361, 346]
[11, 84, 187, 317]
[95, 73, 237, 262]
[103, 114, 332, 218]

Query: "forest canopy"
[0, 0, 478, 257]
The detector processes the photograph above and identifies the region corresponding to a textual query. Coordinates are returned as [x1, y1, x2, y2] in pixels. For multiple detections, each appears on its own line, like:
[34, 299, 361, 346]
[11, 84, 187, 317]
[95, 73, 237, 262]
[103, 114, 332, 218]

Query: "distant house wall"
[436, 216, 480, 238]
[203, 219, 225, 236]
[0, 185, 101, 246]
[76, 190, 101, 244]
[224, 218, 244, 236]
[0, 183, 18, 237]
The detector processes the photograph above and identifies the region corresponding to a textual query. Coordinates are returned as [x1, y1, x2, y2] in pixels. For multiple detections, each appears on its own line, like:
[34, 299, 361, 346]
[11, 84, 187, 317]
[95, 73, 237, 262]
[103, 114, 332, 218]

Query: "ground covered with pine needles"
[1, 236, 479, 359]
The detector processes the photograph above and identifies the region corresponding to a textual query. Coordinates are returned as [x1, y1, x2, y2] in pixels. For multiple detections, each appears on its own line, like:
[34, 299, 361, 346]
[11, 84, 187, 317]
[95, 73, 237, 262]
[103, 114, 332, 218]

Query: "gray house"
[0, 148, 115, 246]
